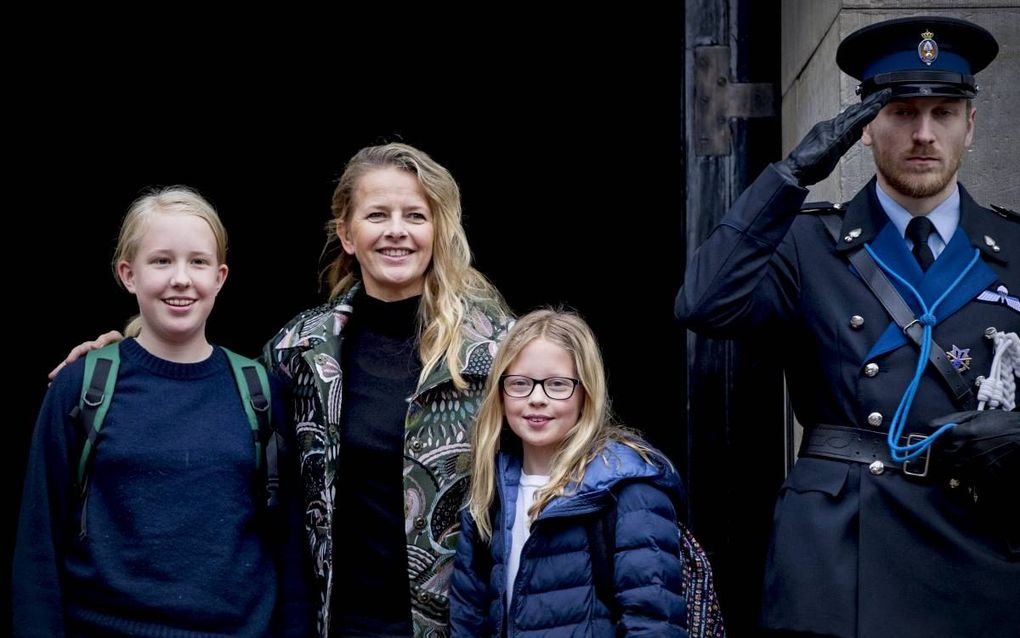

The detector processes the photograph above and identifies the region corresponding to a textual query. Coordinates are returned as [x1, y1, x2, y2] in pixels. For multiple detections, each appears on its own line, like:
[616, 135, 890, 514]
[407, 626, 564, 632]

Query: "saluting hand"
[778, 88, 892, 187]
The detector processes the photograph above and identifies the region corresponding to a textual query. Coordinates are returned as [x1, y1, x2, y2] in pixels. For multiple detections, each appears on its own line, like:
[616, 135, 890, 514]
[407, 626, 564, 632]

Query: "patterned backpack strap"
[679, 524, 727, 638]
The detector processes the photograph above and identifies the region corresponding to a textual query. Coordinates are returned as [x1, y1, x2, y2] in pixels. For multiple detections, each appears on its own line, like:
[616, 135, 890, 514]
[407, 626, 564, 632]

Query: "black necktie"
[906, 216, 936, 272]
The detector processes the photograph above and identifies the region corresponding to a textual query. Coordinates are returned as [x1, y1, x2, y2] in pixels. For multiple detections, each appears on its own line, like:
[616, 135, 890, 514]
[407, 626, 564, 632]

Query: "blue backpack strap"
[222, 348, 279, 509]
[75, 343, 120, 490]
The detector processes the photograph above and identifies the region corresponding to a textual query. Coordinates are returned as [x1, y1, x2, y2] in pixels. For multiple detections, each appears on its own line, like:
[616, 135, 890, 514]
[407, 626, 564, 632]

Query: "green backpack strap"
[75, 343, 121, 490]
[222, 348, 279, 509]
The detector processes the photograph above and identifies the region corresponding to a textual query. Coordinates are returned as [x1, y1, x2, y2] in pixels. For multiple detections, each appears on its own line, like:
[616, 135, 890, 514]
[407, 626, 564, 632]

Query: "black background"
[7, 10, 688, 632]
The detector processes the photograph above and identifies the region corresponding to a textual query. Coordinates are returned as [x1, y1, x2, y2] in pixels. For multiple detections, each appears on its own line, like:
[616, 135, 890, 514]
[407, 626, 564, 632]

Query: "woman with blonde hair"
[449, 309, 689, 637]
[265, 142, 512, 637]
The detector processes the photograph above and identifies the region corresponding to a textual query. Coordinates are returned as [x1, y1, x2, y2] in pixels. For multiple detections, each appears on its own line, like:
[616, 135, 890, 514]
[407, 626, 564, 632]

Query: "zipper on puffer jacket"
[504, 523, 542, 638]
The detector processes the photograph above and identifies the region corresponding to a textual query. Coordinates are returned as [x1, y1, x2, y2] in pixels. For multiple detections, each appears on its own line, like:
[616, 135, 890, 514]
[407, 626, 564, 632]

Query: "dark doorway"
[7, 10, 687, 633]
[684, 1, 785, 636]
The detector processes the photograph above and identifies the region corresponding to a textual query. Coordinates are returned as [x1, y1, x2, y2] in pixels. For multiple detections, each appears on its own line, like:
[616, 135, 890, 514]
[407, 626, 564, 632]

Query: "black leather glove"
[776, 88, 892, 187]
[930, 410, 1020, 555]
[930, 410, 1019, 494]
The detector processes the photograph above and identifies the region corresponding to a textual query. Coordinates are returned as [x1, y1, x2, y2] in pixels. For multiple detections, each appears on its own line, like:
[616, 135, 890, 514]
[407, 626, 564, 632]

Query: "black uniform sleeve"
[674, 164, 811, 337]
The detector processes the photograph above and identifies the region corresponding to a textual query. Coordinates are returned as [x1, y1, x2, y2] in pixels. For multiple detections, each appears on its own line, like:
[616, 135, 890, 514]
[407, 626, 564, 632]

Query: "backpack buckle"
[83, 388, 105, 407]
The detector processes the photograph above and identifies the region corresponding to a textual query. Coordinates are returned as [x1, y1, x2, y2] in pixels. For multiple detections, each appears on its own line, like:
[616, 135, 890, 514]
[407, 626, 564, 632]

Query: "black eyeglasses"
[500, 375, 580, 400]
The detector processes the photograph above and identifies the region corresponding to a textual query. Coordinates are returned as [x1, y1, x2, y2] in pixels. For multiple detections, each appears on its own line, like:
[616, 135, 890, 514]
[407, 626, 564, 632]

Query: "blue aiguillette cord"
[862, 244, 982, 462]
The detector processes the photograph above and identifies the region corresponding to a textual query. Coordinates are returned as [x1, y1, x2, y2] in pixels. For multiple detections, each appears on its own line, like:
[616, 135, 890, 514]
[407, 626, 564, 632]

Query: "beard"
[873, 143, 964, 199]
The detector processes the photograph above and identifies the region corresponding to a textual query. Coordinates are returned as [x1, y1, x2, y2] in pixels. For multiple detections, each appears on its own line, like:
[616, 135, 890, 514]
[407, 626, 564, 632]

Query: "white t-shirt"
[506, 471, 550, 612]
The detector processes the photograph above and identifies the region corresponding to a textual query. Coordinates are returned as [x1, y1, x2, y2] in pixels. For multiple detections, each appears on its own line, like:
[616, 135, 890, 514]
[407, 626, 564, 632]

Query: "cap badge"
[918, 29, 938, 66]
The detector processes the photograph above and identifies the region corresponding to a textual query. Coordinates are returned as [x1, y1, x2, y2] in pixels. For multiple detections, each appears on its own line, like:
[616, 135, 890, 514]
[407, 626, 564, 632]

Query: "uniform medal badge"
[918, 29, 938, 66]
[977, 284, 1020, 313]
[945, 345, 972, 371]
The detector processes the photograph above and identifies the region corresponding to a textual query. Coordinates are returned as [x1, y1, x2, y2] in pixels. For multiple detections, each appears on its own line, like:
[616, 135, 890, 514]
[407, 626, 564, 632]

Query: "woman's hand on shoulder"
[48, 330, 124, 380]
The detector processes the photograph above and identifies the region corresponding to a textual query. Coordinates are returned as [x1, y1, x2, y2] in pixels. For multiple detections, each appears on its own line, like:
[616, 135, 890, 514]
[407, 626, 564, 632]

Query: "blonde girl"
[14, 187, 309, 638]
[450, 309, 689, 637]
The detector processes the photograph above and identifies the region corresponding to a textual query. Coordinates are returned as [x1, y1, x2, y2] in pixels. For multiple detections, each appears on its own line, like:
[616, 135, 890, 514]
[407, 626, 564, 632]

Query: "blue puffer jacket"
[449, 441, 690, 637]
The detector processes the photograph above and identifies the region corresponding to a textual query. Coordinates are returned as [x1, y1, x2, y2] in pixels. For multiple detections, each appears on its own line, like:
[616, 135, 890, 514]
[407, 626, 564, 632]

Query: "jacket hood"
[499, 440, 686, 519]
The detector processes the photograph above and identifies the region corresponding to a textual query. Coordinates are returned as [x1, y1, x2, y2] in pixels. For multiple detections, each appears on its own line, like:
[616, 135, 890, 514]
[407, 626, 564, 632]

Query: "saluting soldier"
[676, 16, 1019, 638]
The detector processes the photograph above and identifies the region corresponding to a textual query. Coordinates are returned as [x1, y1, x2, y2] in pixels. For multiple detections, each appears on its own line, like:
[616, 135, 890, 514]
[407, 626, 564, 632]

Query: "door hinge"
[695, 46, 776, 156]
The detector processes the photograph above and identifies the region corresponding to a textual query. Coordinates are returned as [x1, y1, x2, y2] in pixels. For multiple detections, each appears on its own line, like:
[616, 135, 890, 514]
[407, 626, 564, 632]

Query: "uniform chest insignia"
[976, 285, 1020, 313]
[945, 345, 972, 371]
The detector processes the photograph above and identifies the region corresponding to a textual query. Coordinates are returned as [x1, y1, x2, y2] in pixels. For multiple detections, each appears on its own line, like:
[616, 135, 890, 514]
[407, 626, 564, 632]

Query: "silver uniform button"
[869, 460, 885, 475]
[849, 315, 865, 329]
[864, 363, 879, 377]
[867, 412, 883, 427]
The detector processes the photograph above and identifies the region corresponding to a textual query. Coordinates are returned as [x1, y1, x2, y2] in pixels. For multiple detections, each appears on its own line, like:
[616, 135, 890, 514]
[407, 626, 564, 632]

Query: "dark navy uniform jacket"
[675, 164, 1019, 638]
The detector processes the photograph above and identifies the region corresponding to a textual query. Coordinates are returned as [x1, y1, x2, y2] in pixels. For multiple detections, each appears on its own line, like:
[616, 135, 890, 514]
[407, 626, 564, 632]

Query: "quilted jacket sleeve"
[612, 481, 690, 637]
[449, 507, 494, 637]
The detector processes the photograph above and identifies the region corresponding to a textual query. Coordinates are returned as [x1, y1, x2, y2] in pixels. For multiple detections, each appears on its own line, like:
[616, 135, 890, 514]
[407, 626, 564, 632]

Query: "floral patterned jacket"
[262, 284, 512, 638]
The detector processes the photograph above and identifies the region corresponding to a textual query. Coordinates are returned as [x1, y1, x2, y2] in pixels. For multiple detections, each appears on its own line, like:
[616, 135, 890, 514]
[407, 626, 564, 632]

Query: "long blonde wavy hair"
[112, 186, 227, 338]
[468, 309, 658, 541]
[323, 143, 507, 389]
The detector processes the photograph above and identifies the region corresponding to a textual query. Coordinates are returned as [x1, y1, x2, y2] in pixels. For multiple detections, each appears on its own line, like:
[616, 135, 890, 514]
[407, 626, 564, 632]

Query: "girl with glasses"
[449, 309, 690, 637]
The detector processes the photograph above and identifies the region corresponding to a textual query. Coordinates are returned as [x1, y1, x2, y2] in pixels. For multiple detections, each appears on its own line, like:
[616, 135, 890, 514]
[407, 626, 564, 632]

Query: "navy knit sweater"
[13, 338, 306, 638]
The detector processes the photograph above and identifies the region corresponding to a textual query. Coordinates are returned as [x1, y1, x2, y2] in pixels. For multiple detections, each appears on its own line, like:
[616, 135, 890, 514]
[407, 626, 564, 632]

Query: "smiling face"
[117, 211, 228, 361]
[502, 338, 584, 475]
[337, 166, 435, 301]
[862, 96, 975, 207]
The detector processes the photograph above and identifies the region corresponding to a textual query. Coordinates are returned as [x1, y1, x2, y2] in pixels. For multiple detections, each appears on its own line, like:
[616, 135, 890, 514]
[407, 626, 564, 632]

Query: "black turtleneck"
[331, 292, 421, 638]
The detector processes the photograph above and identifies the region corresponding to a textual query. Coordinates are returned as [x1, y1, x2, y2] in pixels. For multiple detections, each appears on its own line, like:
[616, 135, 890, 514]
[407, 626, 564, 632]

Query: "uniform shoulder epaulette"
[800, 201, 846, 215]
[990, 204, 1019, 222]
